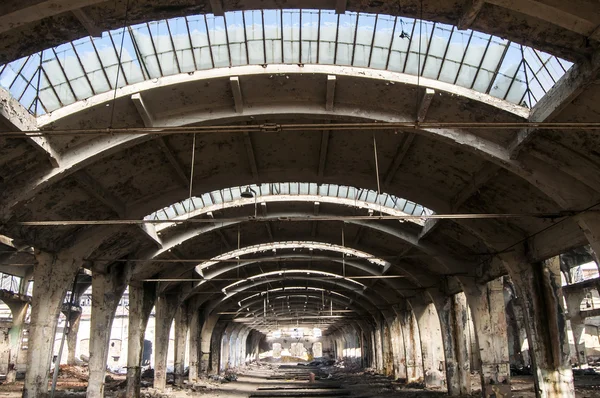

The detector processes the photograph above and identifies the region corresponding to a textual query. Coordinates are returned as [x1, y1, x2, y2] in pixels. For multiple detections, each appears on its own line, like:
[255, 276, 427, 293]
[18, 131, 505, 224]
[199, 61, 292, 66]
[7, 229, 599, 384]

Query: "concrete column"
[23, 251, 82, 398]
[463, 278, 511, 396]
[431, 292, 471, 396]
[87, 264, 129, 398]
[411, 301, 446, 389]
[126, 282, 156, 398]
[188, 309, 200, 382]
[154, 294, 178, 391]
[211, 322, 228, 373]
[388, 317, 407, 381]
[577, 213, 600, 270]
[564, 290, 587, 366]
[199, 313, 219, 373]
[374, 326, 383, 372]
[400, 310, 424, 383]
[506, 254, 575, 398]
[5, 299, 28, 383]
[382, 321, 394, 376]
[174, 305, 189, 387]
[65, 310, 82, 365]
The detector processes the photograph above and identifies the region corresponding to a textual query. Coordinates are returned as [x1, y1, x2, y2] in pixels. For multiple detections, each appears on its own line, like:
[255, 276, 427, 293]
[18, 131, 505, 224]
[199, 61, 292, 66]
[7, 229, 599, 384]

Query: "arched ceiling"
[0, 1, 599, 335]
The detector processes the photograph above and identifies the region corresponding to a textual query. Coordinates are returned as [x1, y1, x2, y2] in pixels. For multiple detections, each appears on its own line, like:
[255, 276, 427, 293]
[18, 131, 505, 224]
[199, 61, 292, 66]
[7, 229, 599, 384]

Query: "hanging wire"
[109, 0, 132, 128]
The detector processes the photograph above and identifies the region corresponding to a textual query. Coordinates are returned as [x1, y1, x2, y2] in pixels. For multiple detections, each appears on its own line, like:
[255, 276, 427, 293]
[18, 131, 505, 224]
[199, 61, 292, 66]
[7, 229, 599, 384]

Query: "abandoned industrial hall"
[2, 0, 600, 397]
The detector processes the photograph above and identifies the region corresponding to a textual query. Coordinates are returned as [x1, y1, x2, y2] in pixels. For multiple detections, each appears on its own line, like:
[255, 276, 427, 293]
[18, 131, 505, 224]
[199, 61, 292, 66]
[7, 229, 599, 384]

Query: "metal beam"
[230, 76, 243, 113]
[72, 170, 126, 218]
[457, 0, 486, 30]
[0, 0, 108, 34]
[155, 137, 189, 188]
[509, 49, 600, 158]
[71, 8, 102, 37]
[383, 133, 415, 187]
[417, 88, 435, 122]
[326, 75, 336, 112]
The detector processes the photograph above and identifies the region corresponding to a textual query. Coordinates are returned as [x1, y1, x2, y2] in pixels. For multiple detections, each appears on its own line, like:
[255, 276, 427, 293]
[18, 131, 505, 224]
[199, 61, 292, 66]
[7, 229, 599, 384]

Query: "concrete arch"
[5, 65, 595, 224]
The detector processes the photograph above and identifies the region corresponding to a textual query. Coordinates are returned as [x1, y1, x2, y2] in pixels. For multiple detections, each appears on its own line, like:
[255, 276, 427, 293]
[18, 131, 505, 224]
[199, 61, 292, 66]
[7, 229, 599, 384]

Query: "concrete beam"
[71, 8, 102, 37]
[317, 130, 330, 179]
[419, 163, 501, 240]
[562, 276, 600, 292]
[243, 132, 259, 182]
[326, 75, 336, 112]
[131, 93, 154, 127]
[417, 88, 435, 122]
[155, 137, 189, 188]
[0, 87, 60, 167]
[335, 0, 347, 15]
[383, 133, 415, 187]
[73, 170, 126, 218]
[209, 0, 224, 16]
[457, 0, 486, 30]
[230, 76, 243, 113]
[0, 0, 108, 34]
[509, 50, 600, 158]
[486, 0, 600, 39]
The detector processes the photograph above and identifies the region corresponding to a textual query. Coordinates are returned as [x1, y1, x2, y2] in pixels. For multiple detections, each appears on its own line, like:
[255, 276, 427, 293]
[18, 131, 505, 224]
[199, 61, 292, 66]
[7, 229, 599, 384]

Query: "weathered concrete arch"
[6, 65, 595, 222]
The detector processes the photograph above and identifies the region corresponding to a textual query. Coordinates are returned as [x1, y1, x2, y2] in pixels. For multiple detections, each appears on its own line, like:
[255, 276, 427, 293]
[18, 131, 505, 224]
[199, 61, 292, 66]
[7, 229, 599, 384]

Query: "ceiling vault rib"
[317, 130, 330, 180]
[73, 170, 126, 218]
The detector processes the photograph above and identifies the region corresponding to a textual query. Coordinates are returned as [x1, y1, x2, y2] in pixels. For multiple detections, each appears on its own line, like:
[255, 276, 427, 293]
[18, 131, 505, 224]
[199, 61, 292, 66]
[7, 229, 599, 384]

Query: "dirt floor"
[1, 363, 600, 397]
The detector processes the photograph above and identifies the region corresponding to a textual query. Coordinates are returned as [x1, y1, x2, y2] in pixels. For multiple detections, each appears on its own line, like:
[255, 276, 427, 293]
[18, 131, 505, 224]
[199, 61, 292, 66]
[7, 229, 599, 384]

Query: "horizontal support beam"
[14, 211, 578, 226]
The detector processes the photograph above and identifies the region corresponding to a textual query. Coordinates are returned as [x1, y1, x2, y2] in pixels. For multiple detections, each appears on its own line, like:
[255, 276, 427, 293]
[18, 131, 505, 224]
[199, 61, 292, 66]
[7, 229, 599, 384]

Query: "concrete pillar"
[5, 299, 28, 383]
[23, 251, 82, 398]
[564, 289, 587, 366]
[188, 309, 200, 382]
[382, 321, 394, 376]
[65, 310, 82, 365]
[411, 301, 446, 389]
[577, 213, 600, 270]
[400, 310, 424, 383]
[463, 278, 511, 396]
[174, 305, 189, 387]
[506, 254, 575, 398]
[431, 292, 471, 396]
[126, 282, 156, 398]
[199, 313, 219, 373]
[211, 322, 228, 373]
[87, 264, 129, 398]
[374, 326, 383, 372]
[388, 317, 407, 380]
[154, 294, 178, 391]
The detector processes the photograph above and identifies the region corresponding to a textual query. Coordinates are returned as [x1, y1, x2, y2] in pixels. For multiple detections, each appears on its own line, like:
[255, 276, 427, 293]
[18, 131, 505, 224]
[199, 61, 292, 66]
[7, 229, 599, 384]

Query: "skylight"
[145, 182, 433, 229]
[0, 9, 571, 115]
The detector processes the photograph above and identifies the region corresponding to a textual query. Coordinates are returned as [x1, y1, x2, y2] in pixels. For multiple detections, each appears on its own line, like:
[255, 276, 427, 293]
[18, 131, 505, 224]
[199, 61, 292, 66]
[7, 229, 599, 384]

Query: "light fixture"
[241, 186, 256, 198]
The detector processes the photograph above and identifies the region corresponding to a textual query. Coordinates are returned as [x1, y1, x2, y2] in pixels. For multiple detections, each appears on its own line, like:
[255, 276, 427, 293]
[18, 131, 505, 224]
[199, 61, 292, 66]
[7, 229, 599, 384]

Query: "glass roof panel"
[145, 182, 435, 231]
[0, 9, 572, 115]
